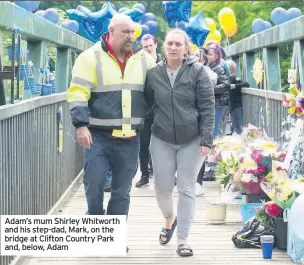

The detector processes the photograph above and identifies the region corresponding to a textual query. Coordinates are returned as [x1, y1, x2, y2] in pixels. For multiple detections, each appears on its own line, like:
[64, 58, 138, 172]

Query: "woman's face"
[193, 50, 205, 64]
[207, 48, 218, 65]
[164, 33, 187, 62]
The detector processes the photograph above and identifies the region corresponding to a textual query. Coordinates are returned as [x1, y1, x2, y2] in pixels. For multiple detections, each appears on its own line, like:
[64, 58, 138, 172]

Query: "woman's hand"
[200, 146, 211, 157]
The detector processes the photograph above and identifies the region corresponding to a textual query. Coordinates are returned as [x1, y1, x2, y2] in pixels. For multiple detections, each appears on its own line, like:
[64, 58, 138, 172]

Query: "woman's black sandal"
[159, 217, 177, 245]
[176, 244, 193, 257]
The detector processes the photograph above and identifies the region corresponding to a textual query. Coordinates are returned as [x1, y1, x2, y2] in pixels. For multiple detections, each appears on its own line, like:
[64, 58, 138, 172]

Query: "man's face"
[141, 38, 157, 55]
[110, 22, 135, 54]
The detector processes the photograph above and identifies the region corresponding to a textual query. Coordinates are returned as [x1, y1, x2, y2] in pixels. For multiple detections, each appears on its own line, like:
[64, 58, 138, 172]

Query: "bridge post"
[26, 40, 48, 99]
[27, 40, 48, 74]
[243, 52, 257, 88]
[292, 40, 304, 86]
[232, 56, 242, 78]
[263, 47, 281, 92]
[0, 31, 8, 105]
[55, 48, 73, 93]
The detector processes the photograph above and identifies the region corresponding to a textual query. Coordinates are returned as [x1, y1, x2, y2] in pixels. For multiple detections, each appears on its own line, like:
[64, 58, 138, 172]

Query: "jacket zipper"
[164, 65, 187, 144]
[107, 52, 126, 78]
[164, 71, 177, 144]
[107, 50, 138, 79]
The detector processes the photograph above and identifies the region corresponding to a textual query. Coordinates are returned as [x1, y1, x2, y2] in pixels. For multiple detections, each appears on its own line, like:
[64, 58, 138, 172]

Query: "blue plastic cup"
[260, 235, 274, 259]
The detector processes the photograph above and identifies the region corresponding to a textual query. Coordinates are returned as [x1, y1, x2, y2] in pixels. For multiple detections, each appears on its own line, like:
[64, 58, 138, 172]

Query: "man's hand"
[200, 146, 211, 157]
[77, 127, 92, 149]
[231, 84, 236, 89]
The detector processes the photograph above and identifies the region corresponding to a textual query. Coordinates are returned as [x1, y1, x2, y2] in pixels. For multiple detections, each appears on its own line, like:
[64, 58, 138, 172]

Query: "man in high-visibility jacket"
[66, 14, 155, 217]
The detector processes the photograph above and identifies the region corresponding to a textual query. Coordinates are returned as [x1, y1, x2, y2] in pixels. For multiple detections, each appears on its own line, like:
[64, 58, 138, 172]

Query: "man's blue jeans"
[83, 131, 139, 215]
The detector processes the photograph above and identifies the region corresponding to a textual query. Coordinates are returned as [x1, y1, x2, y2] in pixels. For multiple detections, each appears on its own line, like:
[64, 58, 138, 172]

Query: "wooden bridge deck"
[20, 173, 293, 265]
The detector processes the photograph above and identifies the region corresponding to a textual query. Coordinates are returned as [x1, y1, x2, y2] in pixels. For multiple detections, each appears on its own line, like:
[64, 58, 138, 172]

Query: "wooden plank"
[19, 172, 293, 265]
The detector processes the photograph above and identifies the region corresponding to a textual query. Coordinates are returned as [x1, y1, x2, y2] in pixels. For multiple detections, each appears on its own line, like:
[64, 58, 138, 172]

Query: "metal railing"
[0, 94, 83, 265]
[242, 88, 287, 141]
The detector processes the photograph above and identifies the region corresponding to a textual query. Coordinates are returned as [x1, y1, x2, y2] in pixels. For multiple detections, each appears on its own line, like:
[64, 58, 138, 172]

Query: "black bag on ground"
[232, 217, 274, 248]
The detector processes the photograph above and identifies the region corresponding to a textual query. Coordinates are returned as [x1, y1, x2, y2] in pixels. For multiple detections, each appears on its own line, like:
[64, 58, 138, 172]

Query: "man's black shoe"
[135, 176, 149, 187]
[104, 181, 111, 192]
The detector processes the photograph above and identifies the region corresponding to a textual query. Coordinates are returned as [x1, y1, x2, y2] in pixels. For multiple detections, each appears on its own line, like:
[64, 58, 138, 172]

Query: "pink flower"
[251, 149, 263, 164]
[283, 98, 290, 108]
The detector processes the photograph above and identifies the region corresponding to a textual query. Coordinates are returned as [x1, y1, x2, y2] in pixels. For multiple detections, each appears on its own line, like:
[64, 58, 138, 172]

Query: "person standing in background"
[135, 34, 162, 188]
[227, 60, 249, 134]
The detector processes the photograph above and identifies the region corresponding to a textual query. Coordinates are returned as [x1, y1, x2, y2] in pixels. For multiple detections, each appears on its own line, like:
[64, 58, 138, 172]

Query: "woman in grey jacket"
[144, 29, 215, 257]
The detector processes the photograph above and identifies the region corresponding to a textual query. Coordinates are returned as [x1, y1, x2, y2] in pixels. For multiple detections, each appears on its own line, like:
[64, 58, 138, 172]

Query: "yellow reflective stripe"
[69, 101, 88, 110]
[66, 85, 90, 102]
[71, 77, 95, 89]
[141, 54, 148, 83]
[122, 88, 132, 135]
[89, 117, 144, 126]
[95, 51, 103, 91]
[122, 90, 131, 117]
[95, 83, 143, 92]
[112, 129, 137, 138]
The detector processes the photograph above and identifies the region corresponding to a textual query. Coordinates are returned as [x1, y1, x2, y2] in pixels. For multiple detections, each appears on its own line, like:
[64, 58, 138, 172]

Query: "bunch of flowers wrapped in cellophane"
[261, 166, 297, 209]
[241, 123, 265, 145]
[234, 139, 279, 194]
[283, 84, 304, 119]
[237, 149, 269, 194]
[214, 153, 239, 191]
[208, 136, 245, 163]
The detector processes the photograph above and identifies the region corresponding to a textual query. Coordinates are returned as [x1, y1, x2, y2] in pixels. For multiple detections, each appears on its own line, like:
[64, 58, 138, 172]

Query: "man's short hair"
[141, 34, 156, 44]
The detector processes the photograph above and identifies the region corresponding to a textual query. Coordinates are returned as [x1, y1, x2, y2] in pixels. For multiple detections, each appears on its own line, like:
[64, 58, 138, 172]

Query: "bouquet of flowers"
[208, 136, 245, 163]
[242, 123, 264, 145]
[256, 201, 283, 229]
[282, 84, 304, 119]
[215, 154, 239, 191]
[261, 171, 297, 209]
[239, 149, 270, 194]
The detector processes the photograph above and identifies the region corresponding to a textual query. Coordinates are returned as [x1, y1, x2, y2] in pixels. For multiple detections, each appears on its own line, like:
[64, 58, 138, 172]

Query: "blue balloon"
[252, 18, 266, 33]
[177, 21, 186, 30]
[162, 1, 192, 28]
[66, 2, 117, 43]
[118, 7, 129, 13]
[123, 8, 144, 23]
[271, 7, 288, 25]
[141, 12, 157, 24]
[61, 20, 79, 33]
[88, 2, 116, 22]
[138, 24, 150, 40]
[15, 1, 40, 12]
[35, 10, 44, 17]
[133, 3, 146, 13]
[76, 5, 91, 15]
[287, 8, 302, 20]
[185, 12, 210, 47]
[263, 21, 272, 30]
[145, 21, 158, 35]
[140, 13, 156, 24]
[43, 8, 59, 24]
